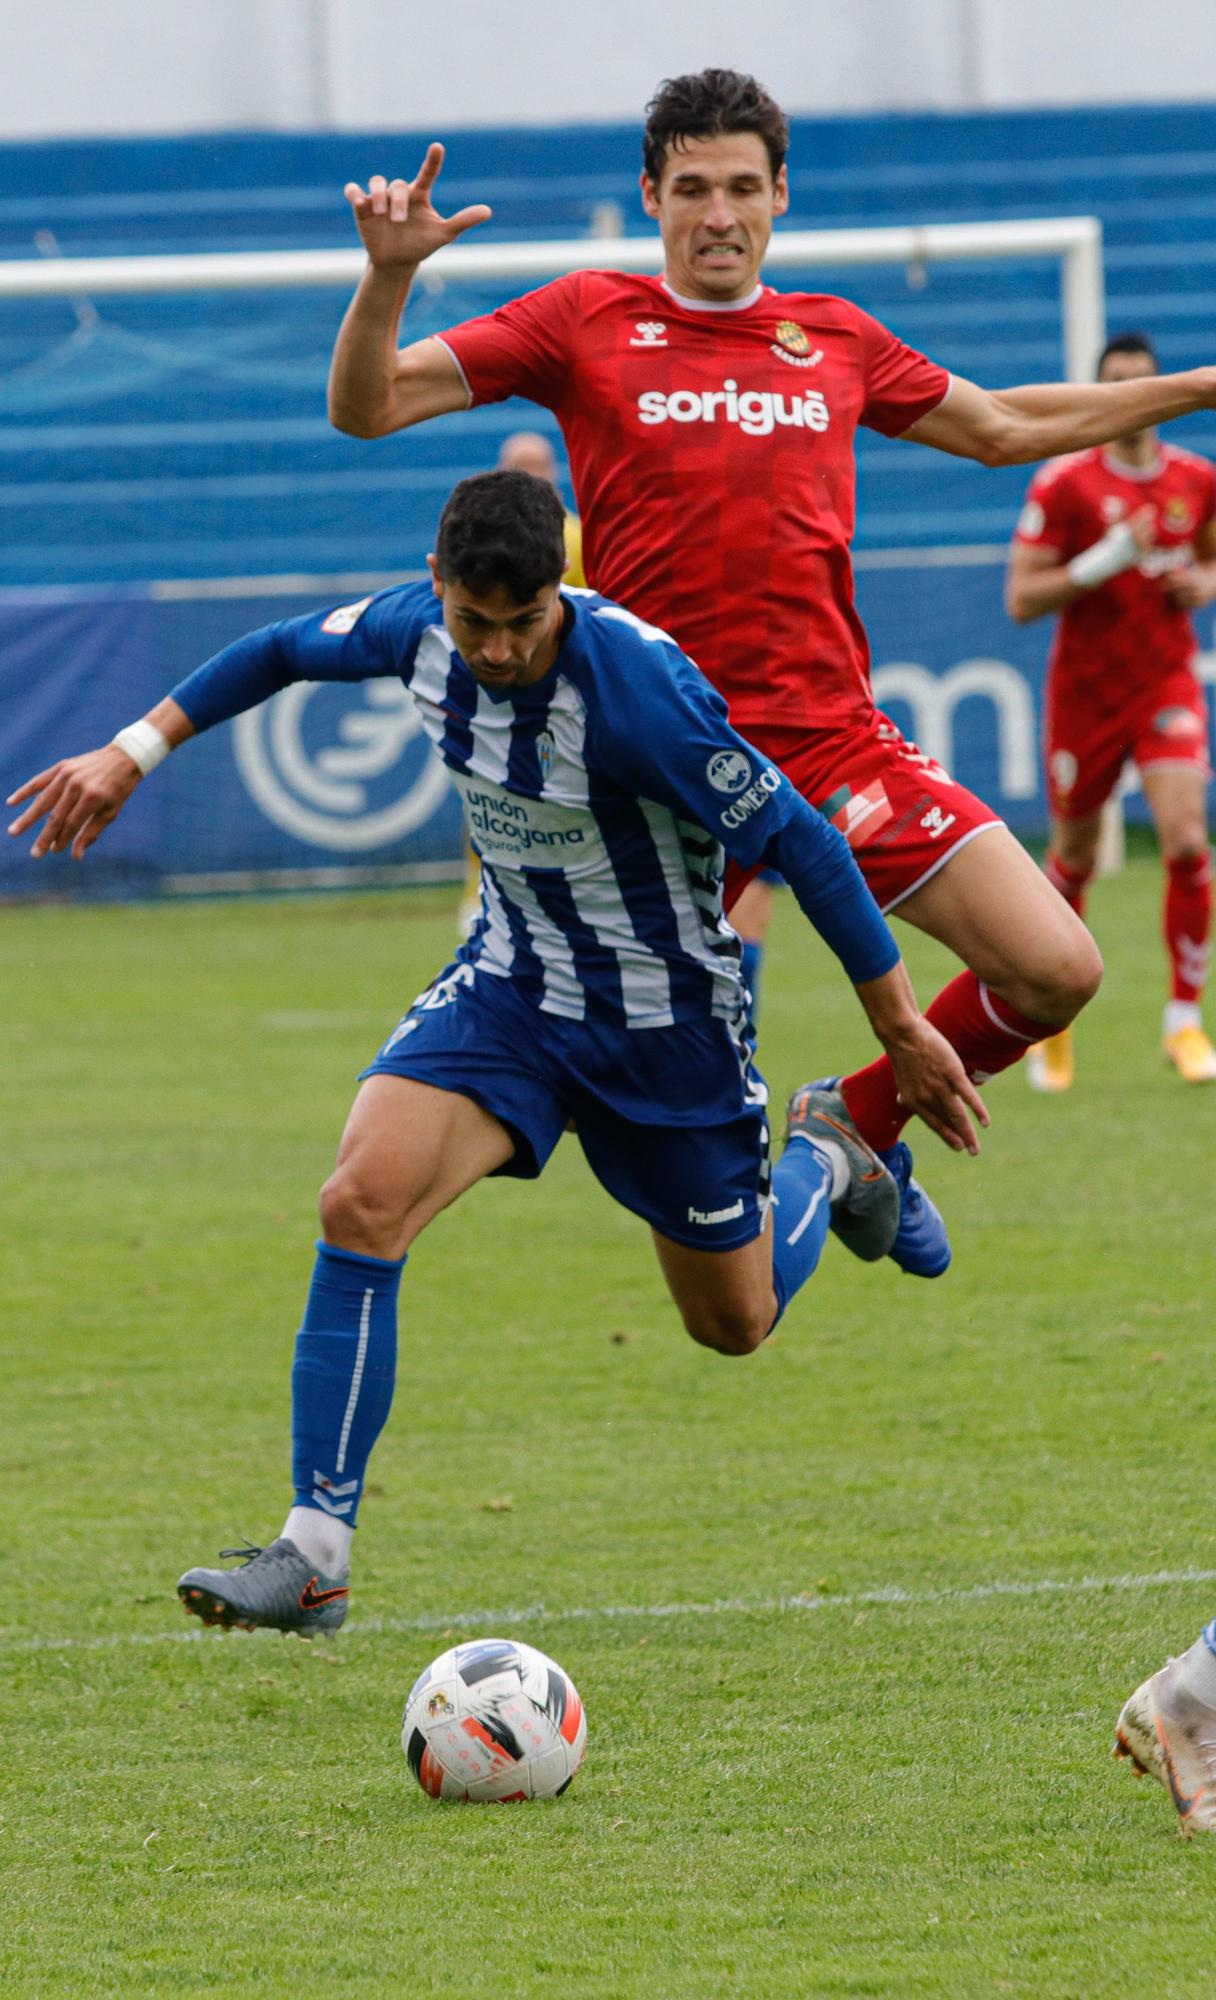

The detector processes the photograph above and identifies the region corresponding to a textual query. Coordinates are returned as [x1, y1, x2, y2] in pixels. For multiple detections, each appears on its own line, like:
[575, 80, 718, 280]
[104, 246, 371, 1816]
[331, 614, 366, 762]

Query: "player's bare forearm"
[907, 368, 1216, 468]
[1007, 501, 1156, 620]
[1005, 560, 1080, 623]
[853, 962, 988, 1154]
[1165, 562, 1216, 610]
[328, 151, 490, 437]
[6, 697, 194, 860]
[143, 696, 195, 747]
[328, 293, 470, 437]
[852, 958, 922, 1042]
[328, 264, 420, 436]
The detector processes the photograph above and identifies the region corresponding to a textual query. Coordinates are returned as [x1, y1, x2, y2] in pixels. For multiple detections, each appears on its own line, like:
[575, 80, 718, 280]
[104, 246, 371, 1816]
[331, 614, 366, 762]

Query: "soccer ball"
[401, 1637, 587, 1802]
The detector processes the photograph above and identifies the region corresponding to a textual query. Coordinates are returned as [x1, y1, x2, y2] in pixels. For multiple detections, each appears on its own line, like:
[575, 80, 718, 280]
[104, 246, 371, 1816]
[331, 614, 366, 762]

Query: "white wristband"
[111, 719, 170, 776]
[1066, 520, 1143, 590]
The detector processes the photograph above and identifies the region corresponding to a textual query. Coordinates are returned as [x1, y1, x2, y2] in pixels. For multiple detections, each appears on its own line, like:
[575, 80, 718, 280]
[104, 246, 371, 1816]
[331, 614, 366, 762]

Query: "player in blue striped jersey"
[8, 472, 984, 1634]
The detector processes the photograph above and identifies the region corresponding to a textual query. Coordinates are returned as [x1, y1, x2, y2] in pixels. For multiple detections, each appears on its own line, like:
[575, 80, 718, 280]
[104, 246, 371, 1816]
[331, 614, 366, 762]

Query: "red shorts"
[727, 711, 1003, 915]
[1045, 663, 1211, 821]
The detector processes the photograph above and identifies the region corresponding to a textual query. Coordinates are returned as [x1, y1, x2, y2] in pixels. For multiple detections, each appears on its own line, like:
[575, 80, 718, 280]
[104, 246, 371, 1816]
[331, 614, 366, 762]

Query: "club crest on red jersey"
[1164, 496, 1195, 532]
[775, 320, 810, 354]
[771, 320, 823, 369]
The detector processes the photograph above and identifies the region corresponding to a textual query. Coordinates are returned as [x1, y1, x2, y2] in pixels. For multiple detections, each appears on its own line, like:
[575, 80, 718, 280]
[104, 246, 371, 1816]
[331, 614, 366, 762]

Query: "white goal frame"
[0, 214, 1105, 379]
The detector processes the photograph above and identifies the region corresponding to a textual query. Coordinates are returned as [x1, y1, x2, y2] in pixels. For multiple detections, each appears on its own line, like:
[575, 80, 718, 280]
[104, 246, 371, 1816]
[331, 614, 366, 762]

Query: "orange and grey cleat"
[1025, 1026, 1074, 1093]
[1163, 1024, 1216, 1083]
[177, 1538, 349, 1636]
[1114, 1656, 1216, 1834]
[784, 1081, 899, 1263]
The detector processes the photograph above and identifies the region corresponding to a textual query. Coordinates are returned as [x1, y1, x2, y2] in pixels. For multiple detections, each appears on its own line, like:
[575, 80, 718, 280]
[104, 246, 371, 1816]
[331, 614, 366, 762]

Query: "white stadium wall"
[5, 0, 1216, 137]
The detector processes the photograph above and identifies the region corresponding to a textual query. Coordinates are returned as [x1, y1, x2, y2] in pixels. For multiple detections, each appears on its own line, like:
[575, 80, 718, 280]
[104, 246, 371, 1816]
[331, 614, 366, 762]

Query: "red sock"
[840, 971, 1058, 1150]
[1044, 850, 1092, 920]
[1164, 852, 1212, 1003]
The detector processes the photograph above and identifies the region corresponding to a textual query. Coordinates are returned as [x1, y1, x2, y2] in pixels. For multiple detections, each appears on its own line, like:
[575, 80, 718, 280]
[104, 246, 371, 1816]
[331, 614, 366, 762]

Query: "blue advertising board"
[2, 563, 1212, 901]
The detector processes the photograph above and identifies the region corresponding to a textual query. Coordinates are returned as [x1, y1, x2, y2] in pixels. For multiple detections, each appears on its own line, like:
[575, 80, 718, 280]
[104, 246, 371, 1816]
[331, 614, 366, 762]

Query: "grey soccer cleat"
[1114, 1655, 1216, 1834]
[176, 1538, 349, 1636]
[784, 1081, 900, 1263]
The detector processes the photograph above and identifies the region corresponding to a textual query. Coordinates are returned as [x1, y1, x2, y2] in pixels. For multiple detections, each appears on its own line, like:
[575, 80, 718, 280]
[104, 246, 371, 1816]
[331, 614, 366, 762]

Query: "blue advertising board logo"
[232, 677, 452, 851]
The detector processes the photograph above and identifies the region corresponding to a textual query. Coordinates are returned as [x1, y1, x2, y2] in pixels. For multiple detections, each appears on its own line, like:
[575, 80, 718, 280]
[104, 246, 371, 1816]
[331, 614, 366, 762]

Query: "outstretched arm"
[904, 367, 1216, 468]
[328, 144, 490, 437]
[7, 590, 410, 862]
[7, 696, 194, 860]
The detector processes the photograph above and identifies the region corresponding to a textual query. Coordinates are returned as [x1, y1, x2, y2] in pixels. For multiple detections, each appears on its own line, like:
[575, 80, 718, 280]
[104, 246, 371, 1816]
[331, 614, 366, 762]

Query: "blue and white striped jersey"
[171, 581, 897, 1028]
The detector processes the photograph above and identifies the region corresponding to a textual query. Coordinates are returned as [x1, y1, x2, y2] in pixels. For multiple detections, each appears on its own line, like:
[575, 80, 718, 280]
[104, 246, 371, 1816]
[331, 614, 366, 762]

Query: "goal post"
[0, 215, 1106, 384]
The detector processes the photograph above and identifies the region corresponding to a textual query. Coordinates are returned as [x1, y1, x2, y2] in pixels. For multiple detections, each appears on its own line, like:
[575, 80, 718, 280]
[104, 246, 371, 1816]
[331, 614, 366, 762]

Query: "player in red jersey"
[1008, 332, 1216, 1088]
[327, 68, 1216, 1274]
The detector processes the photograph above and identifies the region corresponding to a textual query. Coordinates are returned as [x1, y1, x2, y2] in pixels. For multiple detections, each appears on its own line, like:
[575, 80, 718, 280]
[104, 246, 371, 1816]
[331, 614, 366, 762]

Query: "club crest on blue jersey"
[707, 749, 752, 795]
[536, 729, 557, 782]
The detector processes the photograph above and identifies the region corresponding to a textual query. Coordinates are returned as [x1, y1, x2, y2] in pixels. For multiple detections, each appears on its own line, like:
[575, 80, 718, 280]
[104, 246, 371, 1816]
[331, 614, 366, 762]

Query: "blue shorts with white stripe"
[360, 960, 772, 1252]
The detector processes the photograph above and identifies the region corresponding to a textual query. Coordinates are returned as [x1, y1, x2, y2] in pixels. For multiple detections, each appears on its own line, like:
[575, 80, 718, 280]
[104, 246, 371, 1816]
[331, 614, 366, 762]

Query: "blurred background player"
[497, 429, 586, 588]
[1008, 332, 1216, 1088]
[457, 427, 586, 933]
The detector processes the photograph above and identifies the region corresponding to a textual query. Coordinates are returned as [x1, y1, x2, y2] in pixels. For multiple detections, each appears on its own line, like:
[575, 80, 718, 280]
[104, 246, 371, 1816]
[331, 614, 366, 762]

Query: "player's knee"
[682, 1302, 768, 1357]
[1067, 927, 1104, 1010]
[1046, 843, 1097, 890]
[1037, 919, 1104, 1020]
[318, 1163, 410, 1259]
[1163, 830, 1210, 866]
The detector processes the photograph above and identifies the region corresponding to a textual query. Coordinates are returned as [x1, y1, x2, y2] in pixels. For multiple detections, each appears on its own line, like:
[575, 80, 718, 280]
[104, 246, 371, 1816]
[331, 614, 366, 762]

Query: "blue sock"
[769, 1134, 833, 1327]
[740, 938, 764, 1020]
[291, 1241, 404, 1528]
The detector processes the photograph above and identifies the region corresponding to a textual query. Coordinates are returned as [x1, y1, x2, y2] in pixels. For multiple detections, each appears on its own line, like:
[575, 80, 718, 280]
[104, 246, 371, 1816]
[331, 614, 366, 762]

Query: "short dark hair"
[642, 68, 789, 186]
[1097, 330, 1158, 377]
[435, 470, 566, 602]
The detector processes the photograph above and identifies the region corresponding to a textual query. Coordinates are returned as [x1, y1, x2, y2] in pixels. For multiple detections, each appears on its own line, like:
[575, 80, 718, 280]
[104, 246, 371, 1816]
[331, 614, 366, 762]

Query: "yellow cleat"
[1025, 1026, 1074, 1093]
[1163, 1024, 1216, 1082]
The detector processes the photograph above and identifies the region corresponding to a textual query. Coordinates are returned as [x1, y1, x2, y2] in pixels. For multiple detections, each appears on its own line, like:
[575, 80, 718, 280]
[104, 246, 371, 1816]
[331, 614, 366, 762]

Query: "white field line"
[4, 1565, 1216, 1657]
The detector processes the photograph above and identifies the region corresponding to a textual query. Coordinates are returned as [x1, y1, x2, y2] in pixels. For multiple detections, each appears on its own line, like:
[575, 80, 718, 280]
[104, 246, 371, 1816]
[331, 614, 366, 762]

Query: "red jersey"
[1015, 443, 1216, 702]
[438, 271, 949, 732]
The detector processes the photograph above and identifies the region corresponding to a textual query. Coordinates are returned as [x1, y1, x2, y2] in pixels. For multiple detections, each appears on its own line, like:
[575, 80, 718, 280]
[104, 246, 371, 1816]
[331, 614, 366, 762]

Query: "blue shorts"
[360, 962, 772, 1251]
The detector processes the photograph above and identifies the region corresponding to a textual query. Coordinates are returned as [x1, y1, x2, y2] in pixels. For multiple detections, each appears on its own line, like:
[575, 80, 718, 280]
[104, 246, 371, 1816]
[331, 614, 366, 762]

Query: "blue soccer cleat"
[877, 1140, 951, 1279]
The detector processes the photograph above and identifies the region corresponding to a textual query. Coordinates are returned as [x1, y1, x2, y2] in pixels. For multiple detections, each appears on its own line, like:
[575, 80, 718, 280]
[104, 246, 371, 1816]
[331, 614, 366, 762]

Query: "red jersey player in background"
[327, 69, 1216, 1279]
[1008, 331, 1216, 1088]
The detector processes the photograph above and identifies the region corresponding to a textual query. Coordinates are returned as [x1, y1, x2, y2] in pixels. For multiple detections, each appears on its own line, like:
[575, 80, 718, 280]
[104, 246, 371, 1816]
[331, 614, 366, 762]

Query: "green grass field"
[3, 860, 1215, 1997]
